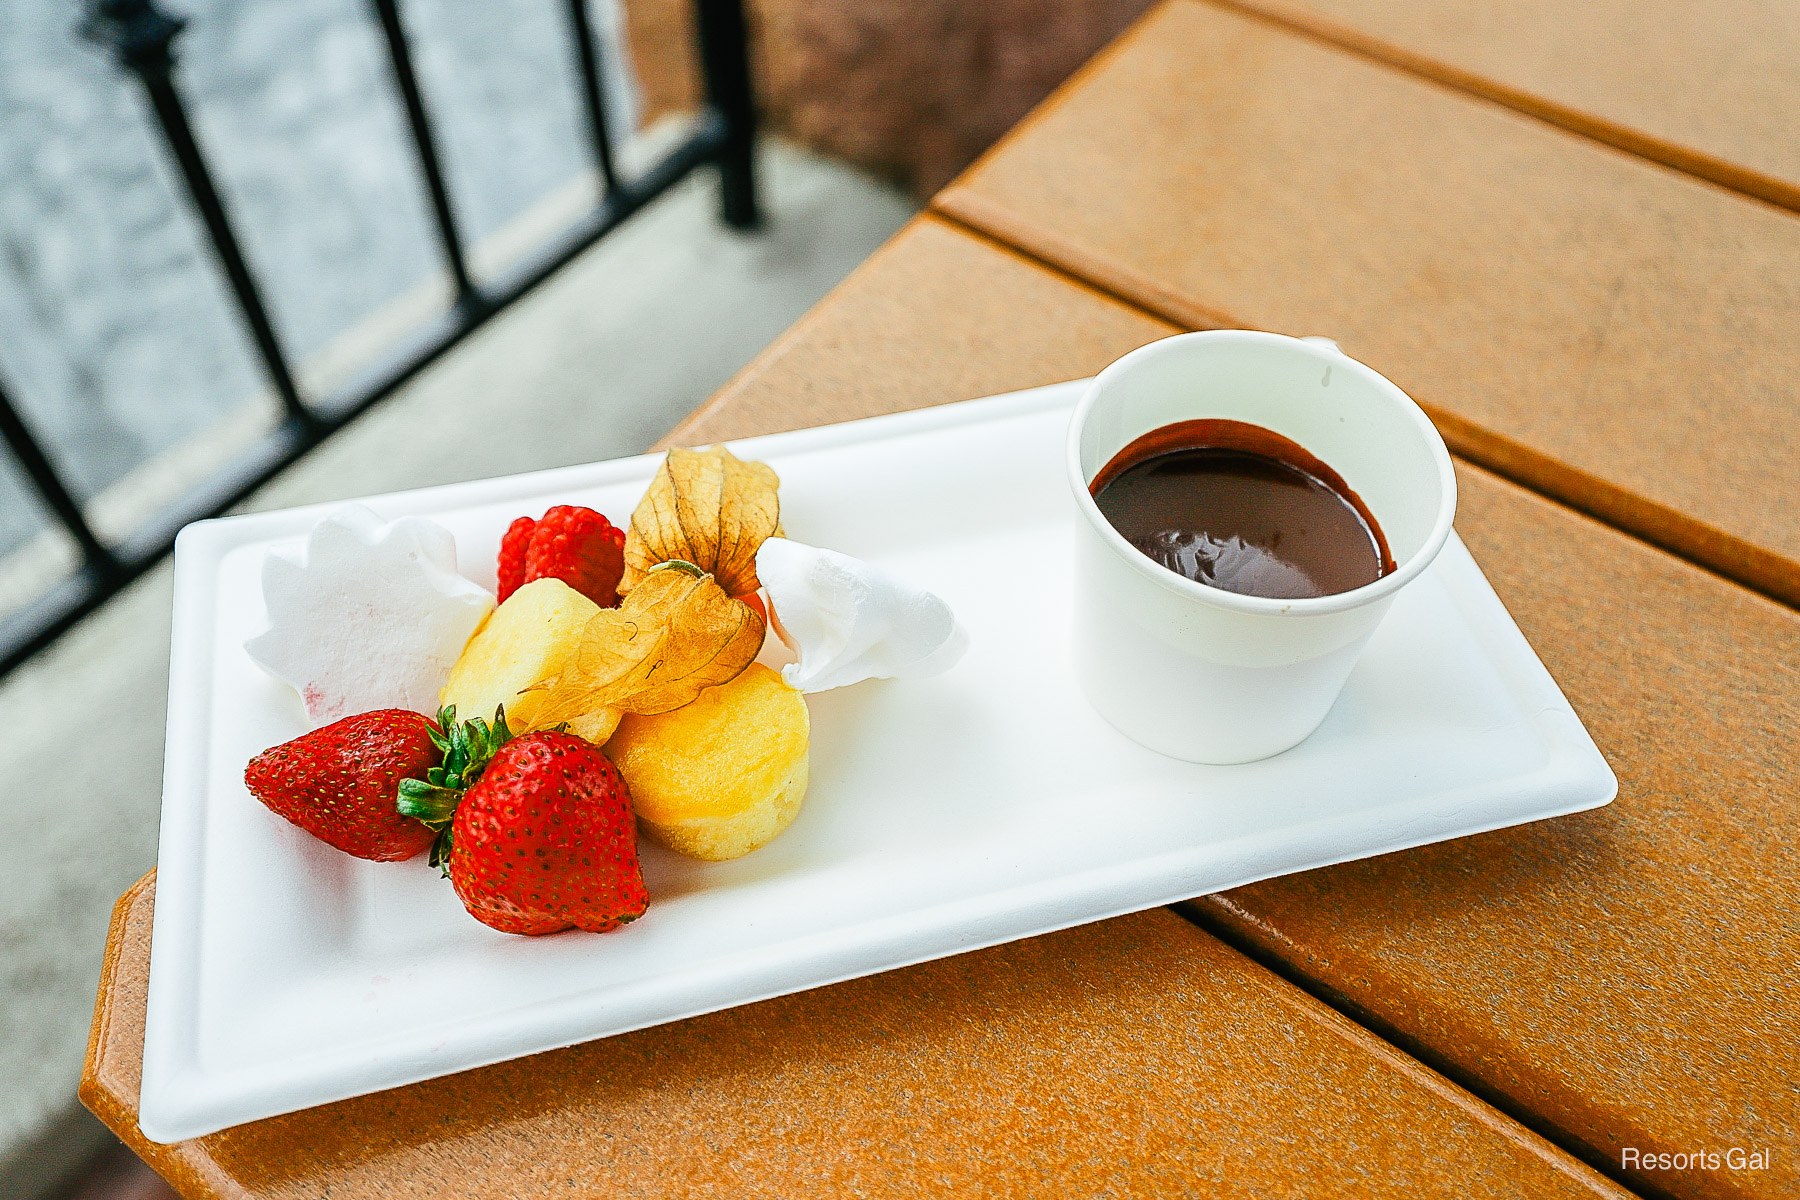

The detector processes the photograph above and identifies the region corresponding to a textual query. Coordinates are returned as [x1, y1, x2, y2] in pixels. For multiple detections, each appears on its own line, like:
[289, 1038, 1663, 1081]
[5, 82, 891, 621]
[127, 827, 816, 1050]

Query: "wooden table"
[84, 4, 1799, 1197]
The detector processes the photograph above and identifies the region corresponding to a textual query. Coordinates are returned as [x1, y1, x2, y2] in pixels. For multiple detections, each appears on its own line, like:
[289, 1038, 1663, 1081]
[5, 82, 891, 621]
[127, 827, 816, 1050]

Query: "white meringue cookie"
[755, 537, 968, 693]
[245, 505, 494, 726]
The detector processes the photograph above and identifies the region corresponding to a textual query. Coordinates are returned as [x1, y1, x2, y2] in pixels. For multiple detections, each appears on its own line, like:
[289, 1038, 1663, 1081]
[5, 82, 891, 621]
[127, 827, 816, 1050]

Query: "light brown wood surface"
[1212, 0, 1800, 213]
[87, 875, 1625, 1199]
[936, 0, 1800, 609]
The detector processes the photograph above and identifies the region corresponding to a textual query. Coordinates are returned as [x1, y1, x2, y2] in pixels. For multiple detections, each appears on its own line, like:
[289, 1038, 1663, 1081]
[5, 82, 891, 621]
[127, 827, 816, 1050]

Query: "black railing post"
[368, 0, 479, 309]
[0, 375, 121, 579]
[563, 0, 621, 197]
[693, 0, 759, 229]
[80, 0, 314, 429]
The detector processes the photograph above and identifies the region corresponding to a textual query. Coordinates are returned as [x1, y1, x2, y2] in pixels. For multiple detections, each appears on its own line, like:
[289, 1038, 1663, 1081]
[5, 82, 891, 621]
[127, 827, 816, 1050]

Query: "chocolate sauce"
[1090, 419, 1394, 600]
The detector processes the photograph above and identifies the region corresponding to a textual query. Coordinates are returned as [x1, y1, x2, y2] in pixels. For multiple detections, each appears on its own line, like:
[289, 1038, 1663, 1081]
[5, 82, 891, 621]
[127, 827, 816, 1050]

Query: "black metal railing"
[0, 0, 758, 679]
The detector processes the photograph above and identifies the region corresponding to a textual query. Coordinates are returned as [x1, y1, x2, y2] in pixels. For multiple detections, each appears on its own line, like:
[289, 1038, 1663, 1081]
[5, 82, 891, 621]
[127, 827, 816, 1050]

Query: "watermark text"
[1622, 1147, 1773, 1171]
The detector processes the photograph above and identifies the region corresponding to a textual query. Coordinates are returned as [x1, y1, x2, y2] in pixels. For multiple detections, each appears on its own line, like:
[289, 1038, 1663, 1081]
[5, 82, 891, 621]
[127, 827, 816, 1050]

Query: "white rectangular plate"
[143, 381, 1615, 1141]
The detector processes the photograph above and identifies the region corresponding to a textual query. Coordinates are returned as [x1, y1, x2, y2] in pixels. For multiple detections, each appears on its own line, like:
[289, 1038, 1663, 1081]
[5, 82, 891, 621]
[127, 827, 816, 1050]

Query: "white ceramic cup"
[1067, 330, 1457, 763]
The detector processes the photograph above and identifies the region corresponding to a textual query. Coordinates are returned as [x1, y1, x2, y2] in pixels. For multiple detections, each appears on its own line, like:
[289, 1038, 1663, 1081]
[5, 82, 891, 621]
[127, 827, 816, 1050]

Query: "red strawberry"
[245, 710, 440, 861]
[494, 506, 625, 608]
[399, 709, 647, 935]
[495, 515, 538, 603]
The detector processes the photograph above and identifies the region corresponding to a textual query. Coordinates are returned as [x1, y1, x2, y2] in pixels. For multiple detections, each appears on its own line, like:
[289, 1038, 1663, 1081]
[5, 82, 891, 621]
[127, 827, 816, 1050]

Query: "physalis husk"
[620, 445, 780, 598]
[525, 562, 766, 720]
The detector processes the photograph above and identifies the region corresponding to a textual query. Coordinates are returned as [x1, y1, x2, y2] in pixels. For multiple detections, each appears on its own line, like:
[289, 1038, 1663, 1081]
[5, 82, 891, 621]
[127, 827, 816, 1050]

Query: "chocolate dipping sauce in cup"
[1067, 330, 1457, 764]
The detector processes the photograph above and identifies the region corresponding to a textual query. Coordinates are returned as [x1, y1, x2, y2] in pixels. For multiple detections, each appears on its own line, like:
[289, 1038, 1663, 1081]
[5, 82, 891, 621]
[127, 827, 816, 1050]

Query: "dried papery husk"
[525, 564, 766, 721]
[621, 446, 780, 598]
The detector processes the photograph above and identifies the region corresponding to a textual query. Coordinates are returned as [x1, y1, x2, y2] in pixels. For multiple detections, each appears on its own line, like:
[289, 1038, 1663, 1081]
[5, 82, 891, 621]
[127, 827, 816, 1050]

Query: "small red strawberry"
[245, 710, 440, 861]
[494, 506, 625, 607]
[398, 708, 647, 935]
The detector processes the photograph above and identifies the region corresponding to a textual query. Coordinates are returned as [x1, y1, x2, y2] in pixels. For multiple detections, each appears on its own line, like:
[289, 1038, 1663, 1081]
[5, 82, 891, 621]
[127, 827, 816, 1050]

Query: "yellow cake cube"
[605, 663, 809, 860]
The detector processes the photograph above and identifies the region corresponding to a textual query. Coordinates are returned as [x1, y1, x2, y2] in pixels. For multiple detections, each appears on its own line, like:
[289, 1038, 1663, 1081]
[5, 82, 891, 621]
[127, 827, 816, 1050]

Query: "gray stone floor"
[0, 136, 914, 1196]
[0, 0, 635, 559]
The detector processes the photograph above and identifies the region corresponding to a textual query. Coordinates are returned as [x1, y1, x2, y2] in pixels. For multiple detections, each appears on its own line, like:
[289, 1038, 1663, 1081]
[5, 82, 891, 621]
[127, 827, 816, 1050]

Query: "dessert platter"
[140, 378, 1615, 1142]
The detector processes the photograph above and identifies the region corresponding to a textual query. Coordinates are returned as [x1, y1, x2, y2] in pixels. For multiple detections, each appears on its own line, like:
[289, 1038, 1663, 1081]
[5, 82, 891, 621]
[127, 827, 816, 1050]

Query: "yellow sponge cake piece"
[440, 577, 620, 744]
[606, 663, 809, 860]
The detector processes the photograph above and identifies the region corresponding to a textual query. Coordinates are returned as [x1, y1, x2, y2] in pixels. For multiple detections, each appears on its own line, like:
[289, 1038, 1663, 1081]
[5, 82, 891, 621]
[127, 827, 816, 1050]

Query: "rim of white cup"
[1066, 330, 1458, 617]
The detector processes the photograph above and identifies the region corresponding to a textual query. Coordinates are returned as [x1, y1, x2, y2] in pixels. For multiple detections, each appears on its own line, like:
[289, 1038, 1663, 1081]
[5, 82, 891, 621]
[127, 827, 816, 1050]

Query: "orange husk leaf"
[525, 565, 766, 721]
[620, 445, 780, 597]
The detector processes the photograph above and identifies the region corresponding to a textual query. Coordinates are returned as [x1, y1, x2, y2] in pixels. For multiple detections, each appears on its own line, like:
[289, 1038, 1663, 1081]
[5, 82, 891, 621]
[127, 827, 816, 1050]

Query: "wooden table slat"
[1211, 0, 1800, 215]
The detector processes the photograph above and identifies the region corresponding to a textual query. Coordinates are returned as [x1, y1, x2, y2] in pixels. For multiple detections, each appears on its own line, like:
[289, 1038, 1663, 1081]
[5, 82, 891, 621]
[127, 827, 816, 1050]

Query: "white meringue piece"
[755, 537, 968, 693]
[245, 505, 494, 726]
